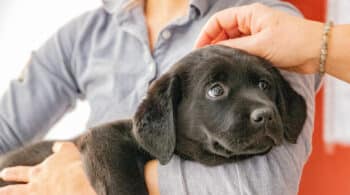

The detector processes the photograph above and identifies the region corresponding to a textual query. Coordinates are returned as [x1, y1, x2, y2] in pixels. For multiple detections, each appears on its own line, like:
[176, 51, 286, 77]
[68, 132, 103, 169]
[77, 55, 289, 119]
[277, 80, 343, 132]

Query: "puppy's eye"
[258, 80, 270, 90]
[206, 82, 228, 100]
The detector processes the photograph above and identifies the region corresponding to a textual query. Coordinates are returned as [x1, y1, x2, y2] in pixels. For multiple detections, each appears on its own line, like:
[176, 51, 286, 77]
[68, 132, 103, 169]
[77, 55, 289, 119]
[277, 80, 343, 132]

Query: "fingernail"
[53, 142, 63, 152]
[0, 169, 7, 178]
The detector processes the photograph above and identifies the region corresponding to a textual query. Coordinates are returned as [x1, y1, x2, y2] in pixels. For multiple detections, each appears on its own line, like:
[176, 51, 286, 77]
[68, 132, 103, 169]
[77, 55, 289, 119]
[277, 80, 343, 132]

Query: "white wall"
[324, 0, 350, 146]
[0, 0, 100, 140]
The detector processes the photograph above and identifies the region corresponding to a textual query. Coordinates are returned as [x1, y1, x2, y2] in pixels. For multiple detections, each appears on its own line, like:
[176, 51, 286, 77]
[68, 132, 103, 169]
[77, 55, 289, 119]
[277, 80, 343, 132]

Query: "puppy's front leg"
[78, 121, 150, 195]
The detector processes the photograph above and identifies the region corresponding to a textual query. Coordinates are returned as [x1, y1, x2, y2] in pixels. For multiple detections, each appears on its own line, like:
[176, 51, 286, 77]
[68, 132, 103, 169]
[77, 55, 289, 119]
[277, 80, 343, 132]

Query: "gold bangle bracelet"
[319, 21, 333, 75]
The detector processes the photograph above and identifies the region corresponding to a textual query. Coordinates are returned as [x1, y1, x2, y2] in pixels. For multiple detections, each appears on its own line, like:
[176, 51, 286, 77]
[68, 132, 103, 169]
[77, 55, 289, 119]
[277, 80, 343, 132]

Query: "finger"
[194, 4, 253, 48]
[49, 142, 80, 163]
[0, 184, 30, 195]
[195, 8, 238, 48]
[145, 160, 159, 195]
[52, 142, 77, 153]
[210, 30, 228, 45]
[0, 166, 31, 182]
[216, 32, 265, 57]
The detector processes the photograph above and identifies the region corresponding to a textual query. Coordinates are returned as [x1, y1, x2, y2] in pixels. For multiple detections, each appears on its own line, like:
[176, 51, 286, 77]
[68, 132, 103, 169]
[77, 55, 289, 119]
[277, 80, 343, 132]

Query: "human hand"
[0, 142, 96, 195]
[195, 3, 324, 74]
[145, 160, 160, 195]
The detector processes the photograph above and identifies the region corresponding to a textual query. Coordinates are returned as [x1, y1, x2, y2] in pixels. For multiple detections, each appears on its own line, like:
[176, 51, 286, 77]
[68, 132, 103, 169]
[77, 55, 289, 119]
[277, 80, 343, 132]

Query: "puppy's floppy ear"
[273, 71, 307, 144]
[133, 74, 181, 165]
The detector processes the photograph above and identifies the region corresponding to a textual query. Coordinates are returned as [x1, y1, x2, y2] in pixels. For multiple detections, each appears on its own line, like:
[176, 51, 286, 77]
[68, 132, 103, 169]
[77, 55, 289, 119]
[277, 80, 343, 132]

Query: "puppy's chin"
[240, 137, 275, 155]
[209, 137, 275, 159]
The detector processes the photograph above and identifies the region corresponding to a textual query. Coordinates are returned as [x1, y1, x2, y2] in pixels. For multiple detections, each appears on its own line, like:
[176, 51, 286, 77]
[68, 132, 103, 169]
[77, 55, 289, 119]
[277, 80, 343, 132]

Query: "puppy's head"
[133, 45, 306, 165]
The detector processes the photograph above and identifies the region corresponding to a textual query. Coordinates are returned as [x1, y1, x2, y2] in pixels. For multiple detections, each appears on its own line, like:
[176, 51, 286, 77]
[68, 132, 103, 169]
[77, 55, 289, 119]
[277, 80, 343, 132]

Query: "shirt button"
[162, 30, 172, 40]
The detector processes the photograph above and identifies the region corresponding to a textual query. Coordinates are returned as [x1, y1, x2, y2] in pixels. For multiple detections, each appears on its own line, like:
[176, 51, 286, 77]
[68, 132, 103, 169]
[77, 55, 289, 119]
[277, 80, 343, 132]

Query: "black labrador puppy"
[0, 45, 306, 195]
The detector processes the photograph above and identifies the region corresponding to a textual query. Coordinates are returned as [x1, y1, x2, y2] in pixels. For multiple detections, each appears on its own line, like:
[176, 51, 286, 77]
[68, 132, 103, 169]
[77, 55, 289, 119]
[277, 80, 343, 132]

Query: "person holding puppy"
[0, 1, 320, 195]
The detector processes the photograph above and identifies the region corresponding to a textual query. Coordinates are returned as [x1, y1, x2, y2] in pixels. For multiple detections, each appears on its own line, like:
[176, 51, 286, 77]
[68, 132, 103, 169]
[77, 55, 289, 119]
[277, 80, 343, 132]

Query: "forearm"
[326, 25, 350, 83]
[0, 117, 21, 153]
[0, 60, 77, 153]
[0, 15, 83, 153]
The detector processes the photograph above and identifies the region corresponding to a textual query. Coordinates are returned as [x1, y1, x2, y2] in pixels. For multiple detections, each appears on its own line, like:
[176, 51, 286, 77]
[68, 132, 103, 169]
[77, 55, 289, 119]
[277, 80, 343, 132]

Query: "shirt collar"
[190, 0, 210, 17]
[102, 0, 211, 17]
[102, 0, 128, 14]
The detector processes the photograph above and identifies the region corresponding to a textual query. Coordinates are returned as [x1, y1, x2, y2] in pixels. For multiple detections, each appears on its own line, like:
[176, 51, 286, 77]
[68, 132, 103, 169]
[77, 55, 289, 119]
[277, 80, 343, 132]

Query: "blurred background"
[0, 0, 350, 194]
[0, 0, 99, 139]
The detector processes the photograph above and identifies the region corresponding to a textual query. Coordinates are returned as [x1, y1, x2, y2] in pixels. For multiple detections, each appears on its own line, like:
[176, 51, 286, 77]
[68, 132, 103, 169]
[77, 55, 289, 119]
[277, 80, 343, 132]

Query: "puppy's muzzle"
[250, 107, 273, 127]
[250, 106, 283, 145]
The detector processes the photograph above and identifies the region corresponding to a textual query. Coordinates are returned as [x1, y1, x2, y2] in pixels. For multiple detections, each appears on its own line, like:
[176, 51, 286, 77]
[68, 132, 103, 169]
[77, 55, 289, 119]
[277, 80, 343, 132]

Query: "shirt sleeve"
[157, 2, 318, 195]
[0, 15, 85, 153]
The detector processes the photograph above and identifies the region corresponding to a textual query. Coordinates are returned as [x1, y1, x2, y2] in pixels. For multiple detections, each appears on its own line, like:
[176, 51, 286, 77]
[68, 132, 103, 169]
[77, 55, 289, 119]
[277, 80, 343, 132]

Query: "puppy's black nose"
[250, 107, 273, 126]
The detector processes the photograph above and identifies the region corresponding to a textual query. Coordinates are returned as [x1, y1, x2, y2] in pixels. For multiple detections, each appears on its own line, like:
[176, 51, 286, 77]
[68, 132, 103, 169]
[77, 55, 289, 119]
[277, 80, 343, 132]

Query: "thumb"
[45, 142, 80, 164]
[52, 142, 78, 154]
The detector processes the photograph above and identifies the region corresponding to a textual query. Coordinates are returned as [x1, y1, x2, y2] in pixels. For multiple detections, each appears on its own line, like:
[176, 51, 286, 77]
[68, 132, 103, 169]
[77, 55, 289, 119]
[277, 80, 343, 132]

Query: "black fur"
[0, 45, 307, 194]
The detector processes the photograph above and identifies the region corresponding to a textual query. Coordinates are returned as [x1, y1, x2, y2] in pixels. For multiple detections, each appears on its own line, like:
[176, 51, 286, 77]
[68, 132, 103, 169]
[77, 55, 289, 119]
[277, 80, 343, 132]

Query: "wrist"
[303, 20, 324, 72]
[324, 25, 350, 82]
